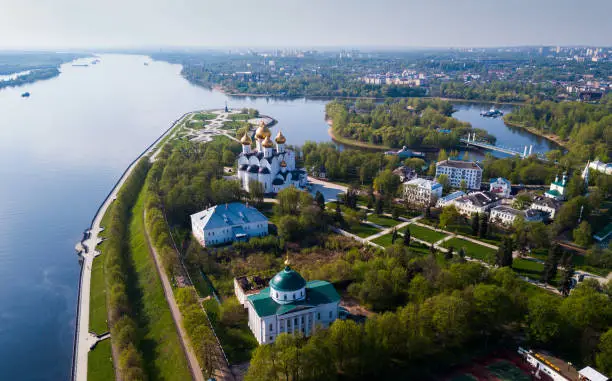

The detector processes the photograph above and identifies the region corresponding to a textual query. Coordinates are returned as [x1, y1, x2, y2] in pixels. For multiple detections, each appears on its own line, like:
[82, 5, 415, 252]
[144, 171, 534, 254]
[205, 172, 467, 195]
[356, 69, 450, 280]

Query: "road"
[73, 112, 193, 381]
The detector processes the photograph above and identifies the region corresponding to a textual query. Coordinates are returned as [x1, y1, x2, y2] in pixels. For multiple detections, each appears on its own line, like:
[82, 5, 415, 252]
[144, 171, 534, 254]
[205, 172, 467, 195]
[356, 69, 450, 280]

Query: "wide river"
[0, 54, 556, 380]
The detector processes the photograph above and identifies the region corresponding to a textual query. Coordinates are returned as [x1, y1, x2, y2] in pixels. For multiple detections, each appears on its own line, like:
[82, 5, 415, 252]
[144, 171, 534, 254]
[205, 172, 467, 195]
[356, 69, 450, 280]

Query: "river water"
[0, 54, 554, 380]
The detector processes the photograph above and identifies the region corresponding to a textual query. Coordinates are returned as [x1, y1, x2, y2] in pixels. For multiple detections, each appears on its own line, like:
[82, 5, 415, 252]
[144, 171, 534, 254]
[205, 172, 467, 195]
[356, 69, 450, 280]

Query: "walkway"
[73, 112, 193, 381]
[143, 210, 205, 381]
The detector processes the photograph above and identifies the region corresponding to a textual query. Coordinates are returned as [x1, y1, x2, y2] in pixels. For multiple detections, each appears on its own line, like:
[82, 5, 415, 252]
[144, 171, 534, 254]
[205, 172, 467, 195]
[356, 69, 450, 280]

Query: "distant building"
[435, 160, 483, 190]
[436, 191, 467, 208]
[490, 205, 543, 226]
[579, 366, 609, 381]
[403, 178, 443, 207]
[531, 197, 561, 220]
[393, 166, 417, 182]
[545, 173, 568, 201]
[489, 177, 512, 198]
[190, 202, 268, 247]
[519, 347, 609, 381]
[240, 260, 341, 345]
[451, 191, 502, 216]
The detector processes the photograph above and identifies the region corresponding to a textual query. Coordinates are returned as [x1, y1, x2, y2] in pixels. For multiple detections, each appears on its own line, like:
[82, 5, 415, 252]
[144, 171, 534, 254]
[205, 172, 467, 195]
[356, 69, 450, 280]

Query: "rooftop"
[190, 202, 268, 230]
[438, 190, 467, 203]
[532, 197, 561, 209]
[456, 191, 500, 207]
[248, 280, 341, 317]
[405, 178, 442, 190]
[579, 366, 609, 381]
[436, 159, 482, 170]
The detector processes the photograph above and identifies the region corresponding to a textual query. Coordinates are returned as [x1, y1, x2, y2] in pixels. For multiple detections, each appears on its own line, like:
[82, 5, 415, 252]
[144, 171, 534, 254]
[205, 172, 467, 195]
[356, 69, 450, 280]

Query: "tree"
[373, 169, 401, 197]
[278, 215, 301, 241]
[573, 221, 592, 247]
[335, 200, 343, 223]
[391, 228, 398, 244]
[458, 247, 466, 260]
[471, 213, 480, 236]
[375, 197, 384, 215]
[542, 244, 561, 284]
[437, 174, 451, 194]
[392, 207, 399, 220]
[460, 179, 468, 193]
[446, 246, 454, 260]
[403, 226, 411, 246]
[560, 253, 575, 296]
[567, 172, 585, 199]
[315, 190, 325, 210]
[437, 148, 448, 162]
[527, 293, 560, 345]
[479, 213, 489, 239]
[439, 205, 460, 228]
[248, 180, 264, 207]
[596, 329, 612, 376]
[496, 237, 514, 267]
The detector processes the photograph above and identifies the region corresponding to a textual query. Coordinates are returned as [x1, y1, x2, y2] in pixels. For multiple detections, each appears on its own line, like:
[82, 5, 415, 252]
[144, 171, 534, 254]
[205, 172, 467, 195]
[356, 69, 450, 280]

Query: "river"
[0, 54, 555, 380]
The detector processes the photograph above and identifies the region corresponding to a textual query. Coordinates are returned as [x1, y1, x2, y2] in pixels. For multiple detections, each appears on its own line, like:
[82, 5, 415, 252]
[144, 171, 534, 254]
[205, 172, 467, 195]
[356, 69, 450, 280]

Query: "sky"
[1, 0, 611, 50]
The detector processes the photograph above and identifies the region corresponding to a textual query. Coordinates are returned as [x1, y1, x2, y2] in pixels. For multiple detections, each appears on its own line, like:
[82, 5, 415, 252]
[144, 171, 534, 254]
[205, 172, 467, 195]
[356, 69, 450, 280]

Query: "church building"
[243, 260, 341, 345]
[237, 121, 307, 194]
[545, 173, 568, 201]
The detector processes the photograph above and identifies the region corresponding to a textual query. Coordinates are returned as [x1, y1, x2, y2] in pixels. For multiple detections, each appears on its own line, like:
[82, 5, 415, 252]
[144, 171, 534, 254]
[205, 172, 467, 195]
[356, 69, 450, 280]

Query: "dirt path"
[142, 209, 205, 381]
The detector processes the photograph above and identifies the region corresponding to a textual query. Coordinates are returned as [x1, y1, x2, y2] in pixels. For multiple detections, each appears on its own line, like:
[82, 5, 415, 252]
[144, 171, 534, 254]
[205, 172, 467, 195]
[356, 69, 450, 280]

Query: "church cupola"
[269, 256, 306, 304]
[262, 135, 274, 158]
[255, 120, 271, 152]
[240, 132, 252, 154]
[275, 130, 286, 153]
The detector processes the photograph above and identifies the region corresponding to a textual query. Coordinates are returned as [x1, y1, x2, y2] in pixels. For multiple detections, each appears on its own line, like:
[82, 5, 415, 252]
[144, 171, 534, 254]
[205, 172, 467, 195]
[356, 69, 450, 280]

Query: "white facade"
[490, 206, 543, 226]
[589, 159, 612, 175]
[190, 203, 268, 247]
[452, 191, 502, 216]
[237, 123, 307, 194]
[489, 177, 512, 198]
[531, 197, 561, 220]
[545, 173, 568, 201]
[435, 160, 483, 190]
[436, 191, 466, 208]
[403, 178, 443, 206]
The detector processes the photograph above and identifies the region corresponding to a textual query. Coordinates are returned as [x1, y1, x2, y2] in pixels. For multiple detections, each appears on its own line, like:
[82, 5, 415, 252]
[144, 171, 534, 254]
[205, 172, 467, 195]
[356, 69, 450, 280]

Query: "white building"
[190, 202, 268, 247]
[435, 160, 483, 190]
[490, 206, 544, 226]
[579, 366, 609, 381]
[451, 191, 502, 216]
[545, 173, 568, 201]
[489, 177, 512, 198]
[241, 261, 341, 345]
[588, 159, 612, 175]
[531, 197, 561, 220]
[403, 178, 443, 207]
[436, 191, 466, 208]
[237, 121, 307, 194]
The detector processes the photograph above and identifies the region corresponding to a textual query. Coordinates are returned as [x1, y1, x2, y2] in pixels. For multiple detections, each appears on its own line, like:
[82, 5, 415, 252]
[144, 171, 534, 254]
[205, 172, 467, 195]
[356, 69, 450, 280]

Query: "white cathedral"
[238, 121, 307, 194]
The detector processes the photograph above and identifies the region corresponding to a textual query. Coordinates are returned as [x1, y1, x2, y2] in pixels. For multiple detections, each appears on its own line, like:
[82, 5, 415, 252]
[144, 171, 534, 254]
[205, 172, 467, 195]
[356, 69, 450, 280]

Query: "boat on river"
[480, 108, 503, 117]
[21, 92, 30, 97]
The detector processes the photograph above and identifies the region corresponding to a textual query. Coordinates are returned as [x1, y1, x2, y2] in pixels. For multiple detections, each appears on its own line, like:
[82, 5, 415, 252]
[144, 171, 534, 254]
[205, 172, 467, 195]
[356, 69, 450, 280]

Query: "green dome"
[270, 266, 306, 292]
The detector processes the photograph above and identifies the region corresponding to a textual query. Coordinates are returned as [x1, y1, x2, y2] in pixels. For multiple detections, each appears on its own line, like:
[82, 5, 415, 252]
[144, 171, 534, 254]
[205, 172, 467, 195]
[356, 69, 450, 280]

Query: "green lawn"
[371, 233, 397, 248]
[193, 112, 217, 120]
[89, 256, 108, 334]
[230, 113, 251, 120]
[347, 223, 382, 238]
[442, 238, 496, 263]
[530, 249, 609, 277]
[407, 224, 449, 243]
[512, 258, 545, 279]
[366, 214, 401, 228]
[128, 192, 191, 381]
[88, 339, 114, 381]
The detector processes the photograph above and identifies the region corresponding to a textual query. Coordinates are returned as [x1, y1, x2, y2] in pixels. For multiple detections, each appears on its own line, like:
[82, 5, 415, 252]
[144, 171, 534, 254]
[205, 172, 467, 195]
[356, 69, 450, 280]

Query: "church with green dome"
[243, 259, 341, 344]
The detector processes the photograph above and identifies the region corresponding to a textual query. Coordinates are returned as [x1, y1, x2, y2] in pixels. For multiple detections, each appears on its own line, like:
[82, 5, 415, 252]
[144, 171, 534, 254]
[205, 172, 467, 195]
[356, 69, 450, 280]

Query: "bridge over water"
[461, 133, 536, 158]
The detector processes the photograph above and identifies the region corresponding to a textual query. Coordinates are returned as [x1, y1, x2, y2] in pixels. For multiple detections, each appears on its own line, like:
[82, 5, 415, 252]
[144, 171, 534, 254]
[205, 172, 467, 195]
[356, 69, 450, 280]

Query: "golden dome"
[240, 132, 252, 145]
[262, 135, 274, 148]
[280, 160, 287, 167]
[275, 130, 286, 144]
[255, 120, 271, 139]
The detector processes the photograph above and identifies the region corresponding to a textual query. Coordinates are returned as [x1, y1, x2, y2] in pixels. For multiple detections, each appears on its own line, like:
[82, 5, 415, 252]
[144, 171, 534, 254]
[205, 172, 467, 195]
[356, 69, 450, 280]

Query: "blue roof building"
[190, 202, 268, 247]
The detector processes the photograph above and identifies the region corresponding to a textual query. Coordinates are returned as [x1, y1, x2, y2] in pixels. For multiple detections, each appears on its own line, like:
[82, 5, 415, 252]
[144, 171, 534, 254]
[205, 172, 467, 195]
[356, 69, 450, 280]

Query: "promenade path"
[73, 112, 192, 381]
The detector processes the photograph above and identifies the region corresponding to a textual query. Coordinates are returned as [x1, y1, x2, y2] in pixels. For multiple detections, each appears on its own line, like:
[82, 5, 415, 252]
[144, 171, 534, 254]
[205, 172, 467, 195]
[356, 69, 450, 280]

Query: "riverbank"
[328, 127, 390, 151]
[503, 118, 568, 149]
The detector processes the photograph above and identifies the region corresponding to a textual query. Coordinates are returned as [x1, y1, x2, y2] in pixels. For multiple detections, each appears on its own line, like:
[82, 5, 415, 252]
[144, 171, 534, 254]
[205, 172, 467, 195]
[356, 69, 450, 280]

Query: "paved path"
[73, 112, 193, 381]
[143, 210, 205, 381]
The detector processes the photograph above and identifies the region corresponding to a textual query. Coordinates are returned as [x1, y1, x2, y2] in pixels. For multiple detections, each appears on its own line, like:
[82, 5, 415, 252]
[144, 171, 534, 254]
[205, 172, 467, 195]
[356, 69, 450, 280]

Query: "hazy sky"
[1, 0, 611, 49]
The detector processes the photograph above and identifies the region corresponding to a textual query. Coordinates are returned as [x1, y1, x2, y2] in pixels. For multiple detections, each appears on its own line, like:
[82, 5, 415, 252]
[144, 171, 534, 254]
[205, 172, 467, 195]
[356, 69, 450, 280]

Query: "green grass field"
[530, 249, 610, 277]
[348, 223, 382, 238]
[407, 224, 449, 243]
[89, 256, 108, 334]
[512, 258, 545, 278]
[442, 238, 496, 263]
[193, 112, 217, 120]
[366, 214, 401, 228]
[371, 233, 397, 248]
[128, 193, 191, 381]
[87, 339, 114, 381]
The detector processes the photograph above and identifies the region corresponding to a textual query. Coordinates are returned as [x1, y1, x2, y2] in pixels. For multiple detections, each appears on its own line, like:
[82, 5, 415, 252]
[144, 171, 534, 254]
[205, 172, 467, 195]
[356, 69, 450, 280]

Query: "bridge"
[461, 133, 534, 158]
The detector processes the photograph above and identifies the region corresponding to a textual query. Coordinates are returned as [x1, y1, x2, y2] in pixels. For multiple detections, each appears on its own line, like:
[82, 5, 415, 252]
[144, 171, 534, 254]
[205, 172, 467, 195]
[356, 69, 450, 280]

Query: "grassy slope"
[348, 223, 382, 238]
[442, 237, 496, 263]
[89, 255, 108, 334]
[87, 340, 114, 381]
[366, 214, 401, 228]
[128, 192, 191, 381]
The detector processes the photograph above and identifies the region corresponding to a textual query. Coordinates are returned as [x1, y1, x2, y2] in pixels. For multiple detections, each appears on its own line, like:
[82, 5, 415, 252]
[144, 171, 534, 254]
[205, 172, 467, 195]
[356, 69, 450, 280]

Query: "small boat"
[480, 108, 503, 117]
[144, 62, 149, 66]
[72, 64, 89, 67]
[21, 92, 30, 97]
